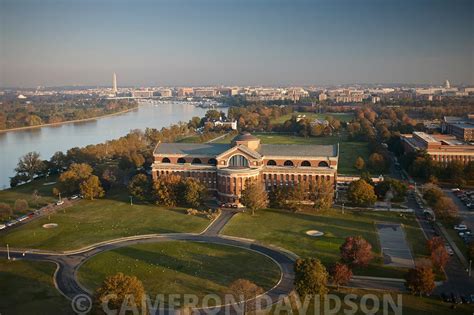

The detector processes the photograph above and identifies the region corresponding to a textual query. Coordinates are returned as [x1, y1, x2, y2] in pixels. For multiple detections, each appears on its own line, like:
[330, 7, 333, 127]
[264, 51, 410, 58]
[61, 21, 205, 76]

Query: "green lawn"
[0, 259, 72, 315]
[273, 287, 474, 315]
[272, 112, 354, 124]
[78, 241, 280, 305]
[0, 189, 210, 251]
[0, 176, 59, 216]
[222, 208, 428, 278]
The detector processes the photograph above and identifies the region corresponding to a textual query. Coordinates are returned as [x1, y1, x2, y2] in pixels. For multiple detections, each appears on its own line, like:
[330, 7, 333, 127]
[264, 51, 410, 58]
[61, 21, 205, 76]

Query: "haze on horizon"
[0, 0, 473, 88]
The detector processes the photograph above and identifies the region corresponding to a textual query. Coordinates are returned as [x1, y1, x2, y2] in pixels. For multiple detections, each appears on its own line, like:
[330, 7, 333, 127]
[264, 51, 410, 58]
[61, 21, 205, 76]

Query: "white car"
[445, 245, 454, 256]
[70, 195, 79, 200]
[55, 200, 65, 206]
[0, 224, 6, 230]
[454, 224, 468, 231]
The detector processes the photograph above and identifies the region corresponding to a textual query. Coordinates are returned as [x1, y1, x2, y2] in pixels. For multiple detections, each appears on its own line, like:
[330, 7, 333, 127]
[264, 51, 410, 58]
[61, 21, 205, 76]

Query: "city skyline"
[1, 0, 473, 87]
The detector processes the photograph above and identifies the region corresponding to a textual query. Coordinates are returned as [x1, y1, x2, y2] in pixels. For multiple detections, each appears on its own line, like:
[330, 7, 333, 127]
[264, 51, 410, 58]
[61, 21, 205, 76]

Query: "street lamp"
[129, 196, 133, 206]
[7, 244, 10, 260]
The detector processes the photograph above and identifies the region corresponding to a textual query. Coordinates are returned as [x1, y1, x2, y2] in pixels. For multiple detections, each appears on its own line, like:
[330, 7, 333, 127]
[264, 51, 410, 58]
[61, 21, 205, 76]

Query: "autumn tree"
[14, 151, 45, 181]
[59, 163, 93, 194]
[294, 258, 329, 297]
[227, 279, 264, 313]
[405, 265, 435, 296]
[340, 236, 374, 267]
[240, 181, 269, 215]
[347, 179, 377, 207]
[433, 196, 459, 225]
[468, 243, 474, 261]
[179, 177, 207, 208]
[427, 236, 449, 270]
[14, 199, 29, 212]
[368, 153, 386, 173]
[80, 175, 105, 200]
[128, 174, 151, 201]
[329, 263, 353, 288]
[93, 273, 147, 315]
[354, 157, 365, 171]
[310, 179, 334, 210]
[152, 174, 182, 207]
[0, 203, 12, 220]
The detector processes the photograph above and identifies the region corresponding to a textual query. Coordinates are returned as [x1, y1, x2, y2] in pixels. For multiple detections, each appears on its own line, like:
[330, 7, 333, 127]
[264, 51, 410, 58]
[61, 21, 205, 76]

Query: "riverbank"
[0, 105, 139, 134]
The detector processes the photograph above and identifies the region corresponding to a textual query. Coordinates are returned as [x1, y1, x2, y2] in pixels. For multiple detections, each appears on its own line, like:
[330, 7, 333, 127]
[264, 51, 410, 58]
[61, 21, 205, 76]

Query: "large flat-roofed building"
[152, 132, 339, 204]
[442, 115, 474, 142]
[401, 131, 474, 164]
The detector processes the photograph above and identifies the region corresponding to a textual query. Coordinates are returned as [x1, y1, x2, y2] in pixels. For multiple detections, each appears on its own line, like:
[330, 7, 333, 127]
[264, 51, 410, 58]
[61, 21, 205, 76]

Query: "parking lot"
[376, 222, 415, 268]
[448, 189, 474, 246]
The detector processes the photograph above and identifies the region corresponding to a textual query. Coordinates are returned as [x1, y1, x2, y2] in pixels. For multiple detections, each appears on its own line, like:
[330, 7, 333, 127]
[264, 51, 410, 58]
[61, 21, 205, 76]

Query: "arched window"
[177, 157, 186, 164]
[267, 160, 277, 166]
[208, 158, 217, 166]
[192, 158, 202, 164]
[301, 160, 311, 167]
[318, 161, 329, 167]
[228, 155, 249, 168]
[284, 160, 294, 166]
[162, 157, 170, 163]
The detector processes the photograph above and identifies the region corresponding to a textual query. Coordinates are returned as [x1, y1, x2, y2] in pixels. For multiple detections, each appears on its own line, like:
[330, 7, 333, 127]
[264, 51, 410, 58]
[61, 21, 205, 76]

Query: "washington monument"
[112, 72, 118, 94]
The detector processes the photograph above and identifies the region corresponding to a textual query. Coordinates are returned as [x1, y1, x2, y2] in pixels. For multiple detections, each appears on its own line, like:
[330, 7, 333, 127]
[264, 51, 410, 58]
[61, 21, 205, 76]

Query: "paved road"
[0, 210, 295, 314]
[407, 192, 474, 295]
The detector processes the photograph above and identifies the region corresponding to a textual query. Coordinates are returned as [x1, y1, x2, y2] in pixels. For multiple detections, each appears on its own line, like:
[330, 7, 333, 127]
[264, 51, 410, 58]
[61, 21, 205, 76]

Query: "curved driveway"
[0, 209, 296, 312]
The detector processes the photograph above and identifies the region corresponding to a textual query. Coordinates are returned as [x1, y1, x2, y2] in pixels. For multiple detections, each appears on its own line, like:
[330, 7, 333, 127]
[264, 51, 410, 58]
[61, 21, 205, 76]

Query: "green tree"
[128, 174, 151, 201]
[240, 181, 269, 215]
[14, 151, 45, 181]
[347, 179, 377, 206]
[294, 258, 329, 298]
[80, 175, 105, 200]
[49, 151, 67, 174]
[93, 273, 147, 315]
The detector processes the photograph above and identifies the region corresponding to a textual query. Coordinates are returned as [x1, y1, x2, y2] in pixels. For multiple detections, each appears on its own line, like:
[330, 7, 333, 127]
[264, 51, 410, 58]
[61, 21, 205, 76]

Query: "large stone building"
[152, 132, 339, 204]
[401, 131, 474, 164]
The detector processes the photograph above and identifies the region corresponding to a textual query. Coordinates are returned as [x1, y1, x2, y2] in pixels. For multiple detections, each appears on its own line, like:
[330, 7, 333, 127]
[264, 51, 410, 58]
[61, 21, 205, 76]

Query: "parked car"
[441, 292, 451, 302]
[451, 293, 462, 304]
[460, 295, 469, 304]
[55, 200, 64, 206]
[454, 224, 468, 231]
[0, 224, 6, 230]
[70, 194, 80, 200]
[445, 245, 454, 256]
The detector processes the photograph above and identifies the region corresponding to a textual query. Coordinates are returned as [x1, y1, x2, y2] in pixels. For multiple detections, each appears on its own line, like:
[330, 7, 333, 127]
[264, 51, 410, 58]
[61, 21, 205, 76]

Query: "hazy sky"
[1, 0, 473, 87]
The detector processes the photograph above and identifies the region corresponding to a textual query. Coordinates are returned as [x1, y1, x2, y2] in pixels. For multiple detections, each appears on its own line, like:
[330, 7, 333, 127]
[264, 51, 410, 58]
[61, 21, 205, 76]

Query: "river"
[0, 101, 219, 189]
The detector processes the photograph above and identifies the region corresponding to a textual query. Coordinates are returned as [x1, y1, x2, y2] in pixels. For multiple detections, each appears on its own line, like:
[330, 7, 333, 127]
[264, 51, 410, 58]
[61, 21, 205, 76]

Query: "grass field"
[0, 176, 59, 215]
[0, 259, 72, 314]
[272, 112, 355, 124]
[272, 287, 474, 315]
[239, 133, 369, 175]
[0, 189, 209, 251]
[222, 208, 428, 278]
[78, 241, 280, 304]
